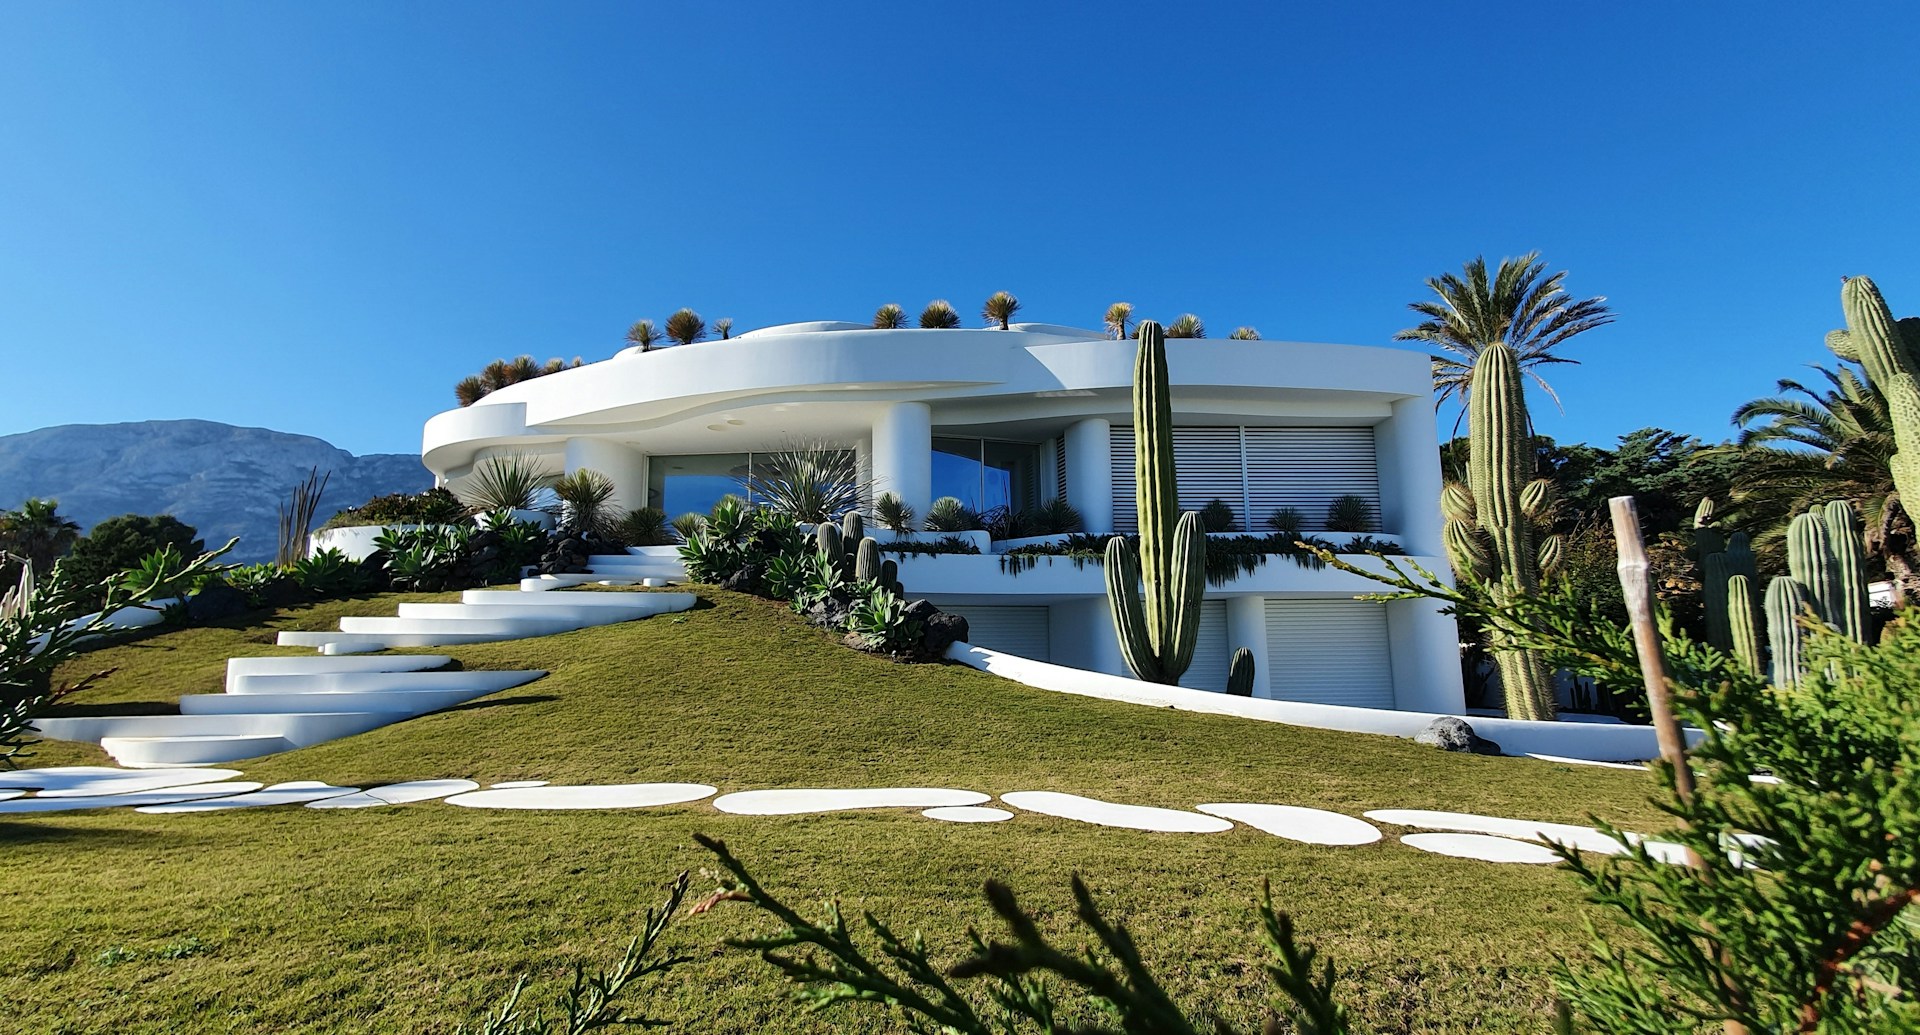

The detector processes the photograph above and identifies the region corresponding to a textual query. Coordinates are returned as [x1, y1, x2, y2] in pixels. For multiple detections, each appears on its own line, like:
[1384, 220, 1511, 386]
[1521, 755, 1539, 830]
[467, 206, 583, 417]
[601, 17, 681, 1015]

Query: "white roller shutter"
[1265, 599, 1394, 707]
[1176, 600, 1231, 691]
[1110, 427, 1250, 532]
[1110, 426, 1381, 533]
[943, 605, 1051, 661]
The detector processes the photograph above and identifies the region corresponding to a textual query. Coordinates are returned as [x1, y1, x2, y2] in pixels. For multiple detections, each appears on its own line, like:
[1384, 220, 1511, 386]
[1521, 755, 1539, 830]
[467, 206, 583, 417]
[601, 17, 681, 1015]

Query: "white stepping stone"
[1526, 753, 1648, 771]
[712, 788, 989, 816]
[137, 781, 359, 813]
[1364, 808, 1631, 856]
[1402, 832, 1562, 864]
[0, 782, 265, 813]
[489, 780, 548, 788]
[999, 792, 1234, 833]
[307, 779, 482, 809]
[0, 790, 19, 801]
[443, 783, 715, 810]
[922, 806, 1013, 823]
[1196, 803, 1382, 845]
[0, 766, 246, 797]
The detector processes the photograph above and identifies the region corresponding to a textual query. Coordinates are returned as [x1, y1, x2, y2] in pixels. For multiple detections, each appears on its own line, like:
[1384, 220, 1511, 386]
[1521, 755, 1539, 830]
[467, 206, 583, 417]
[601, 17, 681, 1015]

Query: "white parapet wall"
[946, 642, 1702, 763]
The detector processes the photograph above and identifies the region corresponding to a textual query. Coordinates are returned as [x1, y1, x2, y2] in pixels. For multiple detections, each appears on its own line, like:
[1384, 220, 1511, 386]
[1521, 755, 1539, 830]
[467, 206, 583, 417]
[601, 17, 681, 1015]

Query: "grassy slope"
[0, 589, 1665, 1034]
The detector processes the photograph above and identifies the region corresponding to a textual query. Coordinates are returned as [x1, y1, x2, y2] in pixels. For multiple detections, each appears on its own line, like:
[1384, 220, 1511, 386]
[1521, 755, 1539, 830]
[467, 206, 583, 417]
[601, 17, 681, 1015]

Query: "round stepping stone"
[1401, 832, 1562, 864]
[1196, 803, 1381, 845]
[0, 767, 245, 798]
[1525, 753, 1647, 771]
[712, 788, 989, 816]
[0, 783, 263, 813]
[999, 792, 1233, 833]
[444, 783, 715, 810]
[923, 806, 1013, 823]
[489, 781, 549, 788]
[137, 781, 359, 814]
[1364, 808, 1629, 856]
[307, 780, 482, 809]
[0, 790, 20, 801]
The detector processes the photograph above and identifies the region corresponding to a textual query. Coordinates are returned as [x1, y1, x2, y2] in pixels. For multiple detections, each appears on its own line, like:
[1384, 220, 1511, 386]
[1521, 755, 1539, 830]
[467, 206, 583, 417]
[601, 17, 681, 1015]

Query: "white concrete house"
[422, 321, 1464, 712]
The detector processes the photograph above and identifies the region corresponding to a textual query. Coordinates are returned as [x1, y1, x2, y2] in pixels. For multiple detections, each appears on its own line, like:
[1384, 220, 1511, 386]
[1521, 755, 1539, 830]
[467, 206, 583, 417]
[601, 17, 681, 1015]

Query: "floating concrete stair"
[277, 630, 512, 652]
[396, 602, 656, 627]
[226, 655, 454, 692]
[584, 553, 686, 579]
[225, 669, 543, 696]
[102, 734, 294, 767]
[181, 688, 494, 715]
[34, 711, 396, 750]
[520, 573, 641, 590]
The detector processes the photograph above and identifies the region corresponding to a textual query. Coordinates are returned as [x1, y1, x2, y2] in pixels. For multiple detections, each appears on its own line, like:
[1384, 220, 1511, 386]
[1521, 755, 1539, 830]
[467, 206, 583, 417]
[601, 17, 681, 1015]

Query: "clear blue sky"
[4, 2, 1917, 458]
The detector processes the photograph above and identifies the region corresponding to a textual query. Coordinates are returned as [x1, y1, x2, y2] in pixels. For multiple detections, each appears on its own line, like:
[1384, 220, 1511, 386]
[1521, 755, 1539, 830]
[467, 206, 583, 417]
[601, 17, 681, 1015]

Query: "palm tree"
[714, 318, 734, 340]
[919, 300, 960, 329]
[626, 319, 661, 352]
[874, 304, 906, 329]
[1165, 314, 1205, 338]
[983, 291, 1021, 329]
[1396, 252, 1613, 410]
[1104, 302, 1133, 340]
[666, 309, 707, 346]
[0, 498, 81, 572]
[455, 375, 487, 407]
[1229, 326, 1260, 340]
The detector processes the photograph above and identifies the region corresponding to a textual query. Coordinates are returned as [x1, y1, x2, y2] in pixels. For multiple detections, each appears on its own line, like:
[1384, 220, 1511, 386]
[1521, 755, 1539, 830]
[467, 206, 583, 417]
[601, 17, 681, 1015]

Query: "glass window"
[931, 437, 984, 511]
[648, 453, 750, 519]
[983, 441, 1039, 513]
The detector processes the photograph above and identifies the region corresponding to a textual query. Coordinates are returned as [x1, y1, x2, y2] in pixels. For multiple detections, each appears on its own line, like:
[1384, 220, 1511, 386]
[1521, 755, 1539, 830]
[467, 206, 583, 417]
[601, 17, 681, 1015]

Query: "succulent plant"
[1228, 326, 1260, 340]
[1226, 647, 1256, 696]
[873, 492, 916, 533]
[625, 319, 661, 352]
[982, 291, 1021, 329]
[1164, 313, 1205, 339]
[1827, 276, 1920, 517]
[873, 303, 906, 329]
[919, 300, 960, 329]
[1103, 302, 1133, 340]
[665, 309, 706, 346]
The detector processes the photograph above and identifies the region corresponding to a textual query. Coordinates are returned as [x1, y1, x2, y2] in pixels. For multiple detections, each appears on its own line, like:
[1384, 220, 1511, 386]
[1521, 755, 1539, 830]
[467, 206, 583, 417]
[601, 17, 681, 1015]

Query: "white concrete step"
[227, 669, 544, 695]
[586, 554, 685, 571]
[33, 711, 395, 747]
[180, 687, 493, 715]
[101, 734, 295, 767]
[396, 602, 655, 626]
[277, 630, 520, 651]
[462, 589, 671, 608]
[225, 655, 453, 692]
[520, 573, 639, 590]
[336, 615, 585, 636]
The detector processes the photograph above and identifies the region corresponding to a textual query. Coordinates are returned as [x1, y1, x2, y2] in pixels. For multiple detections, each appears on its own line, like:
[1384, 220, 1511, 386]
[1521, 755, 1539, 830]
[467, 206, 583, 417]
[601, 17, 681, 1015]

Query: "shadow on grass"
[0, 821, 193, 847]
[42, 699, 177, 717]
[435, 694, 559, 715]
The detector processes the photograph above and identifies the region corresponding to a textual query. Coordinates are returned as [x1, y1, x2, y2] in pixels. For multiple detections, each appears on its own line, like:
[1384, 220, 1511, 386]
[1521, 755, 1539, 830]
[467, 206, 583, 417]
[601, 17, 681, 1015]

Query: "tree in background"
[0, 499, 80, 574]
[61, 514, 203, 603]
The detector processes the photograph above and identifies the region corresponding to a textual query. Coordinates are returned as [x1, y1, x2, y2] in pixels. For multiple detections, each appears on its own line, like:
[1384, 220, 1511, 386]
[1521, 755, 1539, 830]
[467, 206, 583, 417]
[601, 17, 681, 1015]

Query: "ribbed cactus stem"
[1831, 277, 1920, 520]
[1727, 574, 1763, 677]
[1822, 500, 1871, 643]
[854, 537, 881, 584]
[841, 511, 864, 545]
[1787, 510, 1838, 628]
[879, 558, 900, 596]
[1444, 519, 1495, 581]
[1765, 576, 1808, 688]
[815, 524, 845, 577]
[1693, 497, 1724, 563]
[1226, 648, 1256, 697]
[1703, 551, 1732, 651]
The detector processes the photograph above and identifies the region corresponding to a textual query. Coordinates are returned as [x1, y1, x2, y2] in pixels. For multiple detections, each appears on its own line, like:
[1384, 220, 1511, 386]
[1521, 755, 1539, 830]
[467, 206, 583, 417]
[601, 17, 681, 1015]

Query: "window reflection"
[648, 453, 750, 518]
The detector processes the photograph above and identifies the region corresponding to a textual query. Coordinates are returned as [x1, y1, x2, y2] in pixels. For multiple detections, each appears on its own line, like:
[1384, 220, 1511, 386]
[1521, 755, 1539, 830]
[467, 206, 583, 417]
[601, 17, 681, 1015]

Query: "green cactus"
[1787, 510, 1839, 630]
[1828, 277, 1920, 521]
[1693, 497, 1724, 563]
[841, 510, 864, 545]
[1727, 573, 1764, 677]
[1537, 535, 1564, 578]
[815, 523, 845, 577]
[878, 557, 901, 597]
[1765, 575, 1808, 688]
[1461, 341, 1556, 721]
[1104, 320, 1208, 685]
[1226, 647, 1256, 697]
[854, 537, 881, 584]
[1822, 500, 1871, 643]
[1444, 519, 1495, 580]
[1703, 551, 1732, 651]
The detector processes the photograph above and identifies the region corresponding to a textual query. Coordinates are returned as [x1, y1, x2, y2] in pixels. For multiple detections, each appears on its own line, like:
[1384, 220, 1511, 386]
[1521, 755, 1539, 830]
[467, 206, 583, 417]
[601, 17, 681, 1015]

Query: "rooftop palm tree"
[1396, 252, 1613, 411]
[1229, 326, 1260, 340]
[873, 304, 906, 329]
[455, 375, 487, 407]
[714, 318, 734, 340]
[626, 319, 661, 352]
[1104, 302, 1133, 340]
[919, 300, 960, 329]
[1165, 313, 1205, 338]
[666, 308, 707, 346]
[982, 291, 1021, 329]
[0, 498, 81, 572]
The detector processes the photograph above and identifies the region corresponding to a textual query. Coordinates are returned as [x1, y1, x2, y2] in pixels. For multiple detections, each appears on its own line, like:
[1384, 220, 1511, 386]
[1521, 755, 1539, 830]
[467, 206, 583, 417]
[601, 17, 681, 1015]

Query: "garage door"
[1265, 600, 1394, 707]
[1177, 600, 1231, 692]
[941, 605, 1051, 661]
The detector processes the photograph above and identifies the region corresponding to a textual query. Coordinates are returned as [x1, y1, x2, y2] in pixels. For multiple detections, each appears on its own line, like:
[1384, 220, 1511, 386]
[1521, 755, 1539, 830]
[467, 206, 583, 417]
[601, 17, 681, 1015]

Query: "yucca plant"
[1200, 499, 1236, 532]
[924, 496, 980, 532]
[1165, 313, 1205, 339]
[1325, 494, 1374, 533]
[1104, 302, 1133, 340]
[919, 300, 960, 329]
[553, 469, 618, 537]
[743, 446, 867, 523]
[982, 291, 1021, 329]
[873, 304, 907, 329]
[1033, 497, 1083, 535]
[714, 317, 734, 340]
[873, 492, 916, 533]
[1267, 506, 1305, 535]
[1229, 326, 1260, 340]
[670, 512, 706, 543]
[625, 319, 661, 352]
[455, 376, 488, 407]
[615, 506, 670, 547]
[666, 308, 707, 346]
[459, 455, 550, 514]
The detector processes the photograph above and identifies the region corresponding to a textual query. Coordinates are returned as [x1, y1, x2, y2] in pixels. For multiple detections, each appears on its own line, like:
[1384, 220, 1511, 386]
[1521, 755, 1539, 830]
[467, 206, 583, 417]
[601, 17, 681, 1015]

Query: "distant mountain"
[0, 420, 433, 563]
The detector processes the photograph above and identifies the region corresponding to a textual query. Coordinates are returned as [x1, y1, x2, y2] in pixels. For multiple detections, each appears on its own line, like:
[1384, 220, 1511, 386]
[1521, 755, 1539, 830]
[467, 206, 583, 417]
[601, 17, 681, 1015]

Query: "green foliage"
[1226, 646, 1255, 696]
[843, 580, 919, 653]
[669, 512, 705, 542]
[742, 446, 865, 523]
[873, 492, 916, 533]
[119, 544, 205, 602]
[459, 873, 690, 1035]
[981, 506, 1033, 541]
[454, 355, 575, 407]
[924, 496, 980, 533]
[552, 469, 618, 538]
[222, 562, 289, 606]
[372, 518, 542, 593]
[664, 308, 706, 346]
[1228, 326, 1260, 340]
[1164, 313, 1205, 338]
[624, 319, 660, 352]
[698, 835, 1353, 1035]
[322, 487, 467, 530]
[982, 290, 1020, 329]
[1103, 301, 1133, 340]
[713, 317, 734, 340]
[1828, 276, 1920, 525]
[853, 537, 881, 584]
[840, 510, 864, 544]
[1199, 498, 1236, 532]
[1267, 505, 1305, 535]
[677, 501, 806, 588]
[1003, 531, 1325, 586]
[276, 467, 330, 567]
[919, 300, 960, 329]
[1324, 494, 1374, 533]
[613, 506, 670, 547]
[460, 455, 551, 514]
[61, 514, 204, 606]
[872, 303, 906, 329]
[289, 547, 373, 598]
[1032, 497, 1082, 535]
[876, 535, 981, 557]
[0, 498, 80, 573]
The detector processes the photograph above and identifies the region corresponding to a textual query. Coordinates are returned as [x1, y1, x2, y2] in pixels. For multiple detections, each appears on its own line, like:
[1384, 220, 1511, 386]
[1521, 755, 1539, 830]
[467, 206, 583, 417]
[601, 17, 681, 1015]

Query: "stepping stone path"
[444, 783, 716, 810]
[138, 781, 362, 813]
[922, 806, 1014, 823]
[1365, 808, 1633, 856]
[0, 782, 267, 813]
[713, 788, 990, 816]
[999, 792, 1233, 833]
[1401, 832, 1563, 864]
[308, 780, 482, 809]
[1196, 803, 1381, 845]
[0, 766, 244, 797]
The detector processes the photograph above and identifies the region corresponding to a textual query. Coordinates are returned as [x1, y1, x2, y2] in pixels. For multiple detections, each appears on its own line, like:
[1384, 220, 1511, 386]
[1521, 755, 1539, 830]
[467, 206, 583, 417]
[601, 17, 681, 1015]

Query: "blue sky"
[3, 2, 1916, 458]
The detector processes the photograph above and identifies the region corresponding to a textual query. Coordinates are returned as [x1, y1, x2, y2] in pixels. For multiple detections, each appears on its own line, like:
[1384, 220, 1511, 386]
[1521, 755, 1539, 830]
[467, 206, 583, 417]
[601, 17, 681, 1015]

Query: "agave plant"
[919, 300, 960, 329]
[455, 376, 487, 406]
[670, 512, 707, 543]
[873, 492, 916, 533]
[1325, 494, 1375, 532]
[666, 308, 707, 346]
[459, 455, 551, 514]
[873, 303, 907, 329]
[743, 446, 867, 523]
[552, 468, 618, 537]
[1104, 302, 1133, 340]
[714, 318, 734, 340]
[615, 506, 671, 547]
[1229, 326, 1260, 340]
[1165, 313, 1205, 338]
[625, 319, 661, 352]
[982, 291, 1021, 329]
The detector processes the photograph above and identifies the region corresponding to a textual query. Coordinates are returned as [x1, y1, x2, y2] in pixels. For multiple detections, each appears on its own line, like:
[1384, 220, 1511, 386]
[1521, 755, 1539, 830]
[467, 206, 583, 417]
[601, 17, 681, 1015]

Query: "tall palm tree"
[1165, 314, 1205, 339]
[626, 319, 661, 352]
[1104, 302, 1133, 340]
[873, 304, 906, 329]
[666, 308, 707, 346]
[982, 291, 1021, 329]
[0, 498, 81, 572]
[919, 300, 960, 329]
[1395, 252, 1613, 410]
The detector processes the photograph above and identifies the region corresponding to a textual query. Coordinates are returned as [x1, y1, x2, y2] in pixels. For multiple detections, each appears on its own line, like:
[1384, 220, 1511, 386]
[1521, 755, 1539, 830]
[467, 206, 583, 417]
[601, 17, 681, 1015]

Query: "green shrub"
[1199, 498, 1236, 532]
[614, 506, 671, 547]
[981, 506, 1032, 541]
[290, 547, 373, 597]
[843, 581, 920, 653]
[1032, 497, 1083, 535]
[321, 487, 466, 530]
[552, 469, 617, 537]
[873, 492, 915, 533]
[1267, 506, 1305, 535]
[460, 455, 551, 514]
[924, 497, 980, 533]
[876, 536, 981, 557]
[670, 513, 705, 543]
[1324, 494, 1374, 533]
[61, 514, 203, 606]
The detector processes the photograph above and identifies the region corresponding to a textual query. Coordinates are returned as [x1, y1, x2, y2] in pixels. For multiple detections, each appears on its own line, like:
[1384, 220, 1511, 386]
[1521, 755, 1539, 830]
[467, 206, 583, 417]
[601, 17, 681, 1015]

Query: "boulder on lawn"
[1415, 716, 1502, 756]
[921, 611, 969, 655]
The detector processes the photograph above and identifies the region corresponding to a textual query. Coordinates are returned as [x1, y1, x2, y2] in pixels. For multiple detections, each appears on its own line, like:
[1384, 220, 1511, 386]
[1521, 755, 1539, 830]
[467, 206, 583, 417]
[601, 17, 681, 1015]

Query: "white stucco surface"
[137, 781, 359, 813]
[308, 780, 483, 808]
[1, 766, 246, 797]
[922, 806, 1015, 823]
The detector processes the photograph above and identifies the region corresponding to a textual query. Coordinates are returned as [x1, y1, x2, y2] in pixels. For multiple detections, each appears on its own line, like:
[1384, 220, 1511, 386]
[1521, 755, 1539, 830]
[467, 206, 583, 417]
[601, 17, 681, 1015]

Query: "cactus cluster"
[1440, 342, 1559, 720]
[1698, 498, 1872, 687]
[815, 510, 902, 596]
[1105, 321, 1209, 685]
[1828, 277, 1920, 518]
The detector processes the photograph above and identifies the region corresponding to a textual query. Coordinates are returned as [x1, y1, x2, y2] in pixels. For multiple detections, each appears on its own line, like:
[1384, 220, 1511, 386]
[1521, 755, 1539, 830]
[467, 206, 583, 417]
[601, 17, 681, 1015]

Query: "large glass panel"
[982, 440, 1040, 513]
[931, 437, 984, 510]
[648, 453, 750, 519]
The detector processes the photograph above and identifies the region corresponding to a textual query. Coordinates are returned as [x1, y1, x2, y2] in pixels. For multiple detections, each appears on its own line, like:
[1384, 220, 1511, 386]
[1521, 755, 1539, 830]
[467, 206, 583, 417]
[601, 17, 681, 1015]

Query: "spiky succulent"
[1165, 314, 1205, 339]
[1229, 326, 1260, 340]
[626, 319, 661, 352]
[919, 300, 961, 329]
[983, 291, 1021, 329]
[665, 308, 706, 346]
[714, 318, 734, 340]
[873, 304, 907, 329]
[1103, 302, 1133, 340]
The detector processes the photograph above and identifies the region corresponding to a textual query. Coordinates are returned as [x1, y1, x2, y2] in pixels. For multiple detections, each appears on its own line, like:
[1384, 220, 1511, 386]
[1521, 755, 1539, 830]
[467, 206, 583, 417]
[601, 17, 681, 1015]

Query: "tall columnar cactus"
[1104, 321, 1208, 685]
[1703, 551, 1733, 651]
[1460, 341, 1556, 721]
[1726, 574, 1764, 677]
[1226, 647, 1256, 697]
[1822, 500, 1871, 643]
[854, 537, 882, 584]
[1828, 276, 1920, 517]
[815, 523, 846, 577]
[1787, 510, 1839, 630]
[1766, 576, 1808, 689]
[841, 511, 865, 546]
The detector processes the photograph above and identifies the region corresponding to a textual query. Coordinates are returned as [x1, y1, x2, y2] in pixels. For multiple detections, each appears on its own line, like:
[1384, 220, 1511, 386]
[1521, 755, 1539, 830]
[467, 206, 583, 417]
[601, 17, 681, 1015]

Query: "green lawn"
[0, 589, 1667, 1033]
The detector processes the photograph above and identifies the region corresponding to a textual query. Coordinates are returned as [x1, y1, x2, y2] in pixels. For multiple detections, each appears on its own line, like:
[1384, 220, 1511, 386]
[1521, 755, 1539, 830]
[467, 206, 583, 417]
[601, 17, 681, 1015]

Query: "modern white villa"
[422, 322, 1465, 713]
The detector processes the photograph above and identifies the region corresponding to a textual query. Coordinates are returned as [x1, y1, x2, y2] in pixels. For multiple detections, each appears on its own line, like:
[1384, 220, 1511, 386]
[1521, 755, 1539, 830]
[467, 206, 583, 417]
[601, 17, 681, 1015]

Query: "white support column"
[564, 438, 649, 514]
[1064, 417, 1113, 534]
[1224, 595, 1272, 698]
[871, 402, 932, 519]
[1386, 596, 1466, 713]
[1374, 396, 1446, 558]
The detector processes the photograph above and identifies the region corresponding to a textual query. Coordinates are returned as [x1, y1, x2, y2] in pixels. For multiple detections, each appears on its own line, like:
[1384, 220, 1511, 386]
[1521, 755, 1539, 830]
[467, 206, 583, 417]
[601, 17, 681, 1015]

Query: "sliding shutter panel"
[1265, 599, 1394, 707]
[1109, 427, 1251, 533]
[1244, 428, 1381, 531]
[941, 605, 1051, 661]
